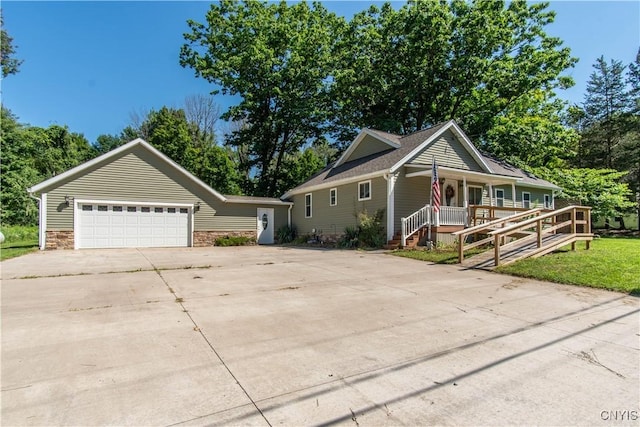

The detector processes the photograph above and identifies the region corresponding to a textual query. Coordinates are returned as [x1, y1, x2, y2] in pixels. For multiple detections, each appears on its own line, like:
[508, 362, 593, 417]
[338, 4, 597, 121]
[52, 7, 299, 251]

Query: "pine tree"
[580, 57, 629, 168]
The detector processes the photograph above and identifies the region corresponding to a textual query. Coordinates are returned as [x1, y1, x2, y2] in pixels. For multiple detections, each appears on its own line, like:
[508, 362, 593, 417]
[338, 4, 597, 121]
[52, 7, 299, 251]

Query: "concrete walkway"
[2, 246, 638, 426]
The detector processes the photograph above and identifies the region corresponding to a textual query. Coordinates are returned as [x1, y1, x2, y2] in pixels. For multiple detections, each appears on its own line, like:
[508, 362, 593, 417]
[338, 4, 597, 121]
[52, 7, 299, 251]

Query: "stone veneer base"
[45, 230, 75, 250]
[193, 230, 257, 247]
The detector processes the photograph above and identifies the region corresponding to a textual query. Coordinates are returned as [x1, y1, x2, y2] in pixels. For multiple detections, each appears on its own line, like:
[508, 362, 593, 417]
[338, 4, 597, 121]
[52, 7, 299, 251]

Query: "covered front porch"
[386, 164, 550, 248]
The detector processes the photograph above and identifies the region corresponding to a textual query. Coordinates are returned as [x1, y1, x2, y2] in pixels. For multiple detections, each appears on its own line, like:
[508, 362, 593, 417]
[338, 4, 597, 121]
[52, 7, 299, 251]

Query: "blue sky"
[2, 1, 639, 144]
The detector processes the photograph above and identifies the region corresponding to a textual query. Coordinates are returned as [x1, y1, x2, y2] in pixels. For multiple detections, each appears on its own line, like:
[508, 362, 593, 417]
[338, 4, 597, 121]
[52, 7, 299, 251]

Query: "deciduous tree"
[180, 0, 344, 196]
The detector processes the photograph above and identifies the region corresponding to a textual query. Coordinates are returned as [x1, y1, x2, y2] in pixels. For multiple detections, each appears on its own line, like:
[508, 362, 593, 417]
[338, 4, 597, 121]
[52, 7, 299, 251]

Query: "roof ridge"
[399, 121, 449, 140]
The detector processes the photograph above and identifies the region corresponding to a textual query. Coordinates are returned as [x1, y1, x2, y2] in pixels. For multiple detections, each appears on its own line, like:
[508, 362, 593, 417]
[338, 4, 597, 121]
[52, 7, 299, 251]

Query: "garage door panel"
[78, 203, 190, 249]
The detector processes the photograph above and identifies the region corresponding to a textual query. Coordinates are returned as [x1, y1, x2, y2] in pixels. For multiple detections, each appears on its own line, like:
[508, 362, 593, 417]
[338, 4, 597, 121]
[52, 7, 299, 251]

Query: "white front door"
[77, 202, 190, 249]
[257, 208, 274, 244]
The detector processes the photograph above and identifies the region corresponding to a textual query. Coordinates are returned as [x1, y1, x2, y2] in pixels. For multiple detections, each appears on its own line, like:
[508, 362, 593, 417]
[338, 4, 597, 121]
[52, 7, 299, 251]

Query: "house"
[282, 120, 560, 245]
[27, 138, 292, 250]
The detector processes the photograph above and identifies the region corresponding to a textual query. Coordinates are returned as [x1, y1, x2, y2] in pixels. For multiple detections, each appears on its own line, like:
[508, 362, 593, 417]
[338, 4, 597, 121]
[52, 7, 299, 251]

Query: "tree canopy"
[180, 0, 342, 196]
[1, 13, 22, 78]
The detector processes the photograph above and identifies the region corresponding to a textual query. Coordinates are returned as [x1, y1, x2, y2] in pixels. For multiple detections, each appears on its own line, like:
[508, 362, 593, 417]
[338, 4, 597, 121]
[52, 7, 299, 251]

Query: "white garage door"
[78, 203, 190, 249]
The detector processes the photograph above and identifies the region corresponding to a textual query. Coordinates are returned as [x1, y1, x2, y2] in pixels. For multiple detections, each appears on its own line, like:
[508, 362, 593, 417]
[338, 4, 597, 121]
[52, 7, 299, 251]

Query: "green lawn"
[392, 238, 639, 295]
[1, 226, 39, 261]
[391, 247, 484, 264]
[496, 238, 640, 294]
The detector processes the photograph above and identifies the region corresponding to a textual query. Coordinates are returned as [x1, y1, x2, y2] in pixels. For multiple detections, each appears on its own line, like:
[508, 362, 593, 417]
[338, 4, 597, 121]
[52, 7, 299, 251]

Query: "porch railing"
[400, 205, 467, 246]
[439, 206, 466, 226]
[401, 204, 431, 247]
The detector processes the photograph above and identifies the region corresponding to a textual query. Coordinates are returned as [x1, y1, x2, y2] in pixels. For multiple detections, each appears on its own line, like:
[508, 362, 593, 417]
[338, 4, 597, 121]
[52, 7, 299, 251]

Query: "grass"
[391, 238, 640, 295]
[391, 246, 484, 264]
[1, 225, 39, 261]
[496, 237, 640, 294]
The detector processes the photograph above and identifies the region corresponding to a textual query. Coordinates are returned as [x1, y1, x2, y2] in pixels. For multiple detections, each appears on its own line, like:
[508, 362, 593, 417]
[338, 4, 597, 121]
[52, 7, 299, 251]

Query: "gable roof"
[333, 128, 401, 168]
[27, 138, 293, 205]
[282, 120, 558, 198]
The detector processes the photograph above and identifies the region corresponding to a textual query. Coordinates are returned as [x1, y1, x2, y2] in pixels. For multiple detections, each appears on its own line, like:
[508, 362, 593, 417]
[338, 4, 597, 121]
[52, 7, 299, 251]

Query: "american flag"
[432, 158, 441, 213]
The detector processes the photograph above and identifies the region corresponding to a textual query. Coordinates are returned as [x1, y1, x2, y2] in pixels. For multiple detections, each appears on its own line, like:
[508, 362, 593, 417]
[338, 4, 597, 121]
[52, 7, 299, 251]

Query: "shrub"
[338, 225, 359, 248]
[276, 225, 297, 244]
[338, 209, 386, 249]
[357, 209, 386, 248]
[214, 235, 255, 246]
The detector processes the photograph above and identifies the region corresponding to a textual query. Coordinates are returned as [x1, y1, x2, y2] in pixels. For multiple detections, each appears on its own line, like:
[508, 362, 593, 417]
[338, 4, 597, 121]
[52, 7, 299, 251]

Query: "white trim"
[404, 165, 520, 184]
[358, 180, 372, 201]
[304, 193, 312, 218]
[329, 188, 337, 206]
[390, 120, 493, 174]
[386, 173, 397, 241]
[333, 129, 400, 169]
[282, 170, 386, 198]
[488, 184, 494, 207]
[522, 191, 531, 209]
[495, 188, 505, 207]
[27, 138, 228, 202]
[40, 193, 47, 250]
[544, 194, 552, 209]
[517, 181, 562, 191]
[73, 198, 194, 249]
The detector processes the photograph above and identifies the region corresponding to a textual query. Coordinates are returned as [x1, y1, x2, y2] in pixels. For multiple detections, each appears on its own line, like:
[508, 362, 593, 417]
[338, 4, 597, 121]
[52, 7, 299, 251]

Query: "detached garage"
[27, 138, 292, 250]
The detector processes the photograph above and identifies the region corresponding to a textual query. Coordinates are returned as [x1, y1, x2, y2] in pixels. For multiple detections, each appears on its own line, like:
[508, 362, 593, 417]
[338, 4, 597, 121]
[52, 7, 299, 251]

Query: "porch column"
[386, 172, 397, 241]
[511, 183, 517, 208]
[463, 176, 468, 226]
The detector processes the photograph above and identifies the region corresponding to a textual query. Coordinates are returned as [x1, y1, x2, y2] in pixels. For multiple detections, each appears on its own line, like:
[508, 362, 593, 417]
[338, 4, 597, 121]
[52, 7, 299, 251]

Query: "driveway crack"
[136, 249, 272, 427]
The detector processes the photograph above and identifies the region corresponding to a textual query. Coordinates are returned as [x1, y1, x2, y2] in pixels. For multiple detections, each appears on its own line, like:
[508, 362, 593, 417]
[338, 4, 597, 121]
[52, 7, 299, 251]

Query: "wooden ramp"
[461, 233, 590, 270]
[454, 205, 594, 270]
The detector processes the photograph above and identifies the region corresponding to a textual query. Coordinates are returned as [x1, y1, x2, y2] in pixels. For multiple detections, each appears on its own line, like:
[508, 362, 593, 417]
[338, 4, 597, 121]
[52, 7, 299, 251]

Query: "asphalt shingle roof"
[284, 122, 558, 195]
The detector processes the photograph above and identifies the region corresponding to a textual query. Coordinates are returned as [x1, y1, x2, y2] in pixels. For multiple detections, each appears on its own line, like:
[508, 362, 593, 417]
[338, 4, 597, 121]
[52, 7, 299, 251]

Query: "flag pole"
[428, 156, 434, 249]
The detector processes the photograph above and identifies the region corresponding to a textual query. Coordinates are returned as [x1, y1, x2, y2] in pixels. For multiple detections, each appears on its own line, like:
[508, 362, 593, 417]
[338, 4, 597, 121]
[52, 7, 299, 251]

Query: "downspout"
[287, 204, 292, 228]
[28, 191, 44, 250]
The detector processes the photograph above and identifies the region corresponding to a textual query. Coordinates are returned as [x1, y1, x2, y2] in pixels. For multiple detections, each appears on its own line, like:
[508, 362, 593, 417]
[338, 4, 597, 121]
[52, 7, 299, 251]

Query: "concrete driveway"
[2, 246, 638, 426]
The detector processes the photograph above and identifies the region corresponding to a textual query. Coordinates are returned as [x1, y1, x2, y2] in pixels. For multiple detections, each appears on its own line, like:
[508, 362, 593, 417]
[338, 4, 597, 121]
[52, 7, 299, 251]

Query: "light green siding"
[393, 170, 429, 232]
[409, 129, 484, 172]
[345, 135, 394, 163]
[479, 185, 551, 209]
[291, 177, 387, 237]
[45, 145, 287, 231]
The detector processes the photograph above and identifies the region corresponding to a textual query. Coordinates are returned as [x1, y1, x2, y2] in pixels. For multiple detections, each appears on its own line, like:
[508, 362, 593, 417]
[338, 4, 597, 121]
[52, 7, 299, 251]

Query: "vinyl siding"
[393, 169, 429, 233]
[291, 176, 387, 236]
[480, 185, 551, 208]
[409, 129, 484, 172]
[45, 145, 286, 231]
[345, 134, 394, 163]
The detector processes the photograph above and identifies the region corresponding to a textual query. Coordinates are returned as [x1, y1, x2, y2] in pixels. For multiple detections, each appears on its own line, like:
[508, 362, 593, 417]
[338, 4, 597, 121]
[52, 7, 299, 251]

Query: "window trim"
[544, 194, 552, 209]
[495, 188, 505, 207]
[358, 180, 372, 201]
[522, 191, 531, 209]
[329, 188, 337, 206]
[305, 193, 312, 218]
[468, 185, 483, 206]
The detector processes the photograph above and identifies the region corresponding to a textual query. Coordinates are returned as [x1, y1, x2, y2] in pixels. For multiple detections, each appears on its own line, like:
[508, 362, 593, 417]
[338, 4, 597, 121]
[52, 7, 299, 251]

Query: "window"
[358, 180, 371, 201]
[141, 207, 151, 213]
[305, 193, 312, 218]
[179, 208, 188, 214]
[544, 194, 552, 209]
[468, 186, 483, 206]
[168, 207, 176, 214]
[127, 206, 137, 212]
[154, 207, 164, 213]
[82, 205, 93, 211]
[329, 188, 337, 206]
[495, 189, 504, 207]
[98, 205, 108, 212]
[113, 206, 123, 212]
[522, 192, 531, 209]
